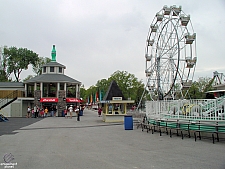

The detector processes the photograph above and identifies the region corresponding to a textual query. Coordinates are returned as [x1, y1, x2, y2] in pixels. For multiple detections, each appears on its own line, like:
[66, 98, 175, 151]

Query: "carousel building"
[0, 45, 82, 117]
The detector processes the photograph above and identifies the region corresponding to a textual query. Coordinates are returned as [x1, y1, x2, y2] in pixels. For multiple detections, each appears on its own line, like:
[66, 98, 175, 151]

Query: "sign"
[66, 98, 81, 102]
[100, 100, 110, 103]
[40, 98, 58, 102]
[112, 97, 122, 101]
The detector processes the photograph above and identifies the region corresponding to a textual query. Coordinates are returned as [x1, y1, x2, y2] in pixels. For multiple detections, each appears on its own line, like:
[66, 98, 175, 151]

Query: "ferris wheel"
[145, 5, 197, 100]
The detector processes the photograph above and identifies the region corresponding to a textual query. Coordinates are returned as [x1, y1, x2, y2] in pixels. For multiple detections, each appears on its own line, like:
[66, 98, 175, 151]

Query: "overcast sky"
[0, 0, 225, 88]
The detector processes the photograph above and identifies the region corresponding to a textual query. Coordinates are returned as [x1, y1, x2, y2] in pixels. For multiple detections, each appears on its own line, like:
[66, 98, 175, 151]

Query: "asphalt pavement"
[0, 109, 224, 169]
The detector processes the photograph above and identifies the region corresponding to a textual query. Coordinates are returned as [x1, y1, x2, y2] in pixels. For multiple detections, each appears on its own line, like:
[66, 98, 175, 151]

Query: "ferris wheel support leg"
[136, 86, 147, 111]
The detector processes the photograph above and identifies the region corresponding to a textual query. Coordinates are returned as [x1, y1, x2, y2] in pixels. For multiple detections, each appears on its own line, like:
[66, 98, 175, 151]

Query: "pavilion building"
[0, 45, 82, 117]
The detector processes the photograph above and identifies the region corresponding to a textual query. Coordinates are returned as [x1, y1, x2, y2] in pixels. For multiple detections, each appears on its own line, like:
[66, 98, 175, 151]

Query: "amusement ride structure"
[145, 5, 197, 101]
[140, 5, 225, 121]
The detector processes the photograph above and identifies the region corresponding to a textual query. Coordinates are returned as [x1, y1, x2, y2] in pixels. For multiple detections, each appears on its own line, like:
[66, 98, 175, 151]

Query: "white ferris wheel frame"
[145, 5, 197, 100]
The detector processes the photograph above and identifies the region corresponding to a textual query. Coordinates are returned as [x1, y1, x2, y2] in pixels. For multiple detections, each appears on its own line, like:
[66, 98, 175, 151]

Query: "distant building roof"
[103, 81, 126, 100]
[42, 61, 66, 68]
[24, 74, 81, 84]
[0, 82, 24, 88]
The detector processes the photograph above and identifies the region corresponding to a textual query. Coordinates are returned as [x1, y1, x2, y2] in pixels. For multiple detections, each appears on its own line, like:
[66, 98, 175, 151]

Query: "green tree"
[108, 70, 144, 101]
[186, 82, 202, 99]
[85, 85, 97, 103]
[95, 79, 110, 98]
[185, 77, 214, 99]
[197, 77, 213, 93]
[83, 71, 145, 104]
[0, 46, 11, 81]
[33, 57, 51, 76]
[0, 70, 8, 82]
[3, 46, 39, 82]
[80, 85, 86, 100]
[23, 75, 34, 82]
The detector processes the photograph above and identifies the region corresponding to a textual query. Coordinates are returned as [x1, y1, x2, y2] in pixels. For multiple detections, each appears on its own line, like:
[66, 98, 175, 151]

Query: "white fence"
[145, 96, 225, 121]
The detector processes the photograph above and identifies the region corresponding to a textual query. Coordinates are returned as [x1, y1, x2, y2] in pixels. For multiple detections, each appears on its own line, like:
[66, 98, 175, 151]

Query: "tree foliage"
[79, 85, 86, 100]
[80, 70, 145, 105]
[0, 70, 9, 82]
[23, 75, 34, 82]
[3, 46, 39, 82]
[185, 77, 214, 99]
[108, 70, 141, 100]
[33, 56, 51, 76]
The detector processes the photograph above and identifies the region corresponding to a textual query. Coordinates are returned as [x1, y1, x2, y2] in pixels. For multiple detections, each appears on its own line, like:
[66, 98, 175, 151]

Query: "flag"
[99, 90, 102, 101]
[90, 94, 93, 104]
[93, 93, 96, 103]
[96, 91, 99, 102]
[99, 90, 104, 101]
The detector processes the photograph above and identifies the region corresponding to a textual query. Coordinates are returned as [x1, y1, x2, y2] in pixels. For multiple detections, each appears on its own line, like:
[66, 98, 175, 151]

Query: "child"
[40, 109, 44, 118]
[44, 107, 48, 117]
[27, 106, 31, 118]
[98, 107, 102, 117]
[64, 109, 68, 118]
[31, 108, 34, 118]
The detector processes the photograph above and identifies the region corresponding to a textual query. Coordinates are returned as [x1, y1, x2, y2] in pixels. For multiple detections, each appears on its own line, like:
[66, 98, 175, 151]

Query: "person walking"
[31, 108, 34, 118]
[34, 105, 39, 118]
[27, 106, 31, 118]
[44, 107, 48, 118]
[98, 107, 102, 117]
[49, 106, 54, 117]
[68, 105, 73, 119]
[53, 106, 57, 117]
[39, 109, 44, 117]
[76, 106, 81, 121]
[64, 109, 68, 118]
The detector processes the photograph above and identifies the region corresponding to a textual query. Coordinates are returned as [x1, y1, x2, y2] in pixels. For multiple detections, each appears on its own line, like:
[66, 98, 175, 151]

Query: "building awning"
[206, 90, 225, 93]
[40, 98, 58, 102]
[66, 98, 81, 103]
[100, 100, 135, 104]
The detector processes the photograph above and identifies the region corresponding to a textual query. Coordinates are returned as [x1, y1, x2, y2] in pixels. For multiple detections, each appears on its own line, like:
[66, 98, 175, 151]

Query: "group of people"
[27, 105, 57, 118]
[65, 105, 84, 121]
[26, 104, 87, 121]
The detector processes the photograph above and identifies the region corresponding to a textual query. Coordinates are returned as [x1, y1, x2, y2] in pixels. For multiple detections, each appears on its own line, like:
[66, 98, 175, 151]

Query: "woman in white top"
[68, 105, 73, 119]
[27, 106, 31, 118]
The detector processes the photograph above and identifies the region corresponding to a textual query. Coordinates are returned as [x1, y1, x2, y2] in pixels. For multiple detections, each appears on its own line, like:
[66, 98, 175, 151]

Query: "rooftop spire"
[51, 45, 56, 61]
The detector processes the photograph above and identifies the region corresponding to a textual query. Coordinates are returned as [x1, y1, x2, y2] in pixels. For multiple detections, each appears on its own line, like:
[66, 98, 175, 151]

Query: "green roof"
[24, 74, 81, 84]
[0, 82, 24, 88]
[42, 61, 66, 68]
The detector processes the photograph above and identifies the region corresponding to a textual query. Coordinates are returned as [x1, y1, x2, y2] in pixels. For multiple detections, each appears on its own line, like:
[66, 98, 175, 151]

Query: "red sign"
[66, 98, 81, 102]
[40, 98, 58, 102]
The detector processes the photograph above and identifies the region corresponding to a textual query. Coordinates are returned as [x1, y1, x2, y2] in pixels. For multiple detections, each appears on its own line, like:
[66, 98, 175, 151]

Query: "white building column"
[57, 82, 60, 97]
[25, 84, 27, 97]
[46, 84, 49, 97]
[40, 82, 43, 98]
[64, 83, 67, 97]
[76, 84, 80, 98]
[34, 83, 37, 91]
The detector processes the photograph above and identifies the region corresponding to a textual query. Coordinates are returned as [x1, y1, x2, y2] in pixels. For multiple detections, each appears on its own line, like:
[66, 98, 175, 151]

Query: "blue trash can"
[124, 115, 133, 130]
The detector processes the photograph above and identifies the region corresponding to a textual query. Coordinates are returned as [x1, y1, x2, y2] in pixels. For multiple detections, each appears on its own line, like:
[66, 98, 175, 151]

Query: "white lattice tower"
[213, 71, 225, 85]
[0, 46, 2, 70]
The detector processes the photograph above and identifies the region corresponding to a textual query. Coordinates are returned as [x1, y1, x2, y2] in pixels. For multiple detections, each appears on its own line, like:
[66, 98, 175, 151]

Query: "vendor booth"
[100, 81, 134, 122]
[101, 97, 134, 122]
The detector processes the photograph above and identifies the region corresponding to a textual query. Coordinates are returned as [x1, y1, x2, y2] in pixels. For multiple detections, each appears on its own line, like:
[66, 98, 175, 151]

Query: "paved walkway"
[0, 109, 224, 169]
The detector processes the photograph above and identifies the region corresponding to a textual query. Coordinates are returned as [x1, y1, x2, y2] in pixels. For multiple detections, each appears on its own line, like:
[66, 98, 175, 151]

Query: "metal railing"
[145, 96, 225, 121]
[0, 90, 23, 109]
